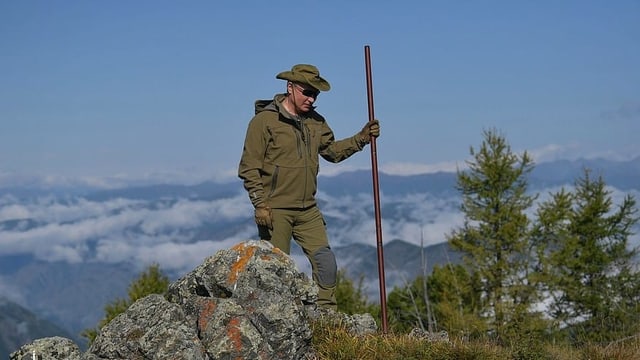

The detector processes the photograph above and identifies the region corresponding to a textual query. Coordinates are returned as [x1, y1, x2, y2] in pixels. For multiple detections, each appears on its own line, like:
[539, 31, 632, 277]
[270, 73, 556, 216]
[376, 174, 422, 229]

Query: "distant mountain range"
[0, 156, 638, 351]
[2, 156, 639, 199]
[0, 296, 79, 358]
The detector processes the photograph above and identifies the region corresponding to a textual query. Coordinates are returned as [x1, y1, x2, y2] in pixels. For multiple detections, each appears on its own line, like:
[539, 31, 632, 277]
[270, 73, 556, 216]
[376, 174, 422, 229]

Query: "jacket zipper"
[301, 119, 309, 208]
[294, 126, 302, 158]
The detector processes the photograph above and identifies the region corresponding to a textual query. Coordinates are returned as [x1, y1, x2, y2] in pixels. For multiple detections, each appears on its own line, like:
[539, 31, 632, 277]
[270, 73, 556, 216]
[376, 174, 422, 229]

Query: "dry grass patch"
[310, 320, 640, 360]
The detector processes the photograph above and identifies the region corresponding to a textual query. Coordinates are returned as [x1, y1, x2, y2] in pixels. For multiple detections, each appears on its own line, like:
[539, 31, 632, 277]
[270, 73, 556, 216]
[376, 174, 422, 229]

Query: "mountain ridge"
[1, 157, 638, 198]
[0, 296, 81, 359]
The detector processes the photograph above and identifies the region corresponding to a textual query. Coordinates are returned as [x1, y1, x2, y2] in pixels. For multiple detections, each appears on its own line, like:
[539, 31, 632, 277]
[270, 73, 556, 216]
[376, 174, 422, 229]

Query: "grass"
[310, 321, 640, 360]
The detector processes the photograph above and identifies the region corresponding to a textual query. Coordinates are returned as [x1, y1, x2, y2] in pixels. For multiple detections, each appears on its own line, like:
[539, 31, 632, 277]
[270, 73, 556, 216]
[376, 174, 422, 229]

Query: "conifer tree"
[386, 263, 485, 336]
[427, 264, 485, 339]
[335, 269, 377, 315]
[81, 263, 170, 344]
[447, 129, 545, 342]
[386, 276, 429, 333]
[534, 169, 640, 343]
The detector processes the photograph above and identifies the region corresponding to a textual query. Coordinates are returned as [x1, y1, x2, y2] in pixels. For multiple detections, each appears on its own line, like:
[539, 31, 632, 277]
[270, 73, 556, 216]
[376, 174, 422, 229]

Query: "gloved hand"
[358, 119, 380, 144]
[254, 206, 273, 229]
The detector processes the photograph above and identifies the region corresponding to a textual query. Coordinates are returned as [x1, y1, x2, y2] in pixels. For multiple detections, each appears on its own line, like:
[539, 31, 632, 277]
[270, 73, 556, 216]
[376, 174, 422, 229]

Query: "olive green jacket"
[238, 94, 367, 209]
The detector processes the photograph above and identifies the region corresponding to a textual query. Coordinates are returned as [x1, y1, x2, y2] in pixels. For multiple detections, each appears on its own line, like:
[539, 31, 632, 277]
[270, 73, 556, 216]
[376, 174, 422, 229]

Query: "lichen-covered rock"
[306, 306, 378, 337]
[167, 240, 317, 306]
[15, 240, 377, 360]
[408, 327, 450, 342]
[343, 313, 378, 336]
[166, 240, 317, 359]
[10, 336, 81, 360]
[87, 293, 206, 360]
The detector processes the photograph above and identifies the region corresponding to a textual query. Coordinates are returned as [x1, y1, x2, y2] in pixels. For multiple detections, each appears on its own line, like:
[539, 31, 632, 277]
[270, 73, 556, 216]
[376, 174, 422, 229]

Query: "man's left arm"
[319, 120, 380, 163]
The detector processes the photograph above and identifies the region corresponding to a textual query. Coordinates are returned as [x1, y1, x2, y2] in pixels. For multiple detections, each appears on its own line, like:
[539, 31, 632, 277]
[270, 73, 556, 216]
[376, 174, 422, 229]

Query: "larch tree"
[447, 129, 545, 342]
[534, 169, 640, 343]
[335, 269, 377, 316]
[426, 263, 485, 339]
[82, 263, 170, 344]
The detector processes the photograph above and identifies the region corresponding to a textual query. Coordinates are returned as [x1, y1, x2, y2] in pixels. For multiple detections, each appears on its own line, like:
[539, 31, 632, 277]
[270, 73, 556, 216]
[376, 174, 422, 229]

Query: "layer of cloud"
[0, 193, 255, 272]
[1, 182, 638, 278]
[319, 192, 464, 248]
[381, 161, 464, 175]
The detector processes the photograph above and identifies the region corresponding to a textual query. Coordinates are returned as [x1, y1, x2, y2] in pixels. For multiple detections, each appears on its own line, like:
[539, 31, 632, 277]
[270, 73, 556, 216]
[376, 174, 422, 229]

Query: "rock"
[10, 336, 81, 360]
[86, 294, 207, 359]
[12, 240, 377, 359]
[408, 327, 449, 342]
[166, 240, 317, 359]
[306, 307, 378, 337]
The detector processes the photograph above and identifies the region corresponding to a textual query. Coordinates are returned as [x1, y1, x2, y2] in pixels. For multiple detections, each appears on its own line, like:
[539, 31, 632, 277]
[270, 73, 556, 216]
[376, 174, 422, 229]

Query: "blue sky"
[1, 1, 639, 187]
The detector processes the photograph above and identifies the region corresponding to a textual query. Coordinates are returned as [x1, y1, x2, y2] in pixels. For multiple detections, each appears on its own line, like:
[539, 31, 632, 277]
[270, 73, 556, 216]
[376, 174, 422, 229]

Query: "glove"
[254, 206, 273, 229]
[358, 119, 380, 144]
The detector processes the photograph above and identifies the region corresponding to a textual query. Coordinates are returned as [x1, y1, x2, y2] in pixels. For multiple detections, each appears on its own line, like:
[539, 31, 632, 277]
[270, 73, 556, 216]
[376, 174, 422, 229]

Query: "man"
[238, 64, 380, 309]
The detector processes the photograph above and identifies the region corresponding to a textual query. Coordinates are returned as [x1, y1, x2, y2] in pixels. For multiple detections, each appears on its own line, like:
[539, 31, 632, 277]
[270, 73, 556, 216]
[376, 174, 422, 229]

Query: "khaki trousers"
[258, 205, 337, 309]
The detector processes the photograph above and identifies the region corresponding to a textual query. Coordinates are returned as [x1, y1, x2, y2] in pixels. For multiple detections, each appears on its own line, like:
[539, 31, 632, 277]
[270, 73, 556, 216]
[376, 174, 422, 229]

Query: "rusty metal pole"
[364, 45, 388, 334]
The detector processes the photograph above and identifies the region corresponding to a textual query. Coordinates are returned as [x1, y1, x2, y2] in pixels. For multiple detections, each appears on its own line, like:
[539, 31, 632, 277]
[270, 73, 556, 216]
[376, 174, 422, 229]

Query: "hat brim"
[276, 71, 331, 92]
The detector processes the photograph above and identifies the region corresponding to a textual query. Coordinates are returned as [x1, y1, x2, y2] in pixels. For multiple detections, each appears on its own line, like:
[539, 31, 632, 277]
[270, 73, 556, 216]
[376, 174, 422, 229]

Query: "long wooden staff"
[364, 45, 388, 334]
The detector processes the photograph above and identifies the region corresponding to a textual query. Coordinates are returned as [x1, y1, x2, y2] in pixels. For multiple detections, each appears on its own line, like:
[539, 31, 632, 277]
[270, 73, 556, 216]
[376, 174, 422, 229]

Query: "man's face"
[289, 82, 319, 114]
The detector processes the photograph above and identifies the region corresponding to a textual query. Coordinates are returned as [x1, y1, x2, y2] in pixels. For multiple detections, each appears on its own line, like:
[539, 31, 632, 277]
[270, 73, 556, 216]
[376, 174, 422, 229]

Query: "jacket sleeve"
[238, 116, 267, 208]
[318, 121, 367, 163]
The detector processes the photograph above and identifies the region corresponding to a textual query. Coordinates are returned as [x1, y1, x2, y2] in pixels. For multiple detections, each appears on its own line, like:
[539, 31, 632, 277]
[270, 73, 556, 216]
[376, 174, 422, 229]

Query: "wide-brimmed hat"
[276, 64, 331, 92]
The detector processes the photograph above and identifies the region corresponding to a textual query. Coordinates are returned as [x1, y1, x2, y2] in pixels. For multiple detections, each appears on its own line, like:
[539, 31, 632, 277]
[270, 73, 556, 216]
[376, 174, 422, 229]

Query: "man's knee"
[311, 246, 337, 288]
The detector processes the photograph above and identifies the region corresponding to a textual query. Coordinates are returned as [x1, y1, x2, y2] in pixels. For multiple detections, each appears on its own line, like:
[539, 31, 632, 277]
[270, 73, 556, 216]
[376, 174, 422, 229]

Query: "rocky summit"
[11, 240, 377, 360]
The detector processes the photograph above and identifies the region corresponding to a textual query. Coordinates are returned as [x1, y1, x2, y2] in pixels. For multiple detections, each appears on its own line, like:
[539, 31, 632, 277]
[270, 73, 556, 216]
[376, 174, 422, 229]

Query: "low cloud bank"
[0, 180, 638, 276]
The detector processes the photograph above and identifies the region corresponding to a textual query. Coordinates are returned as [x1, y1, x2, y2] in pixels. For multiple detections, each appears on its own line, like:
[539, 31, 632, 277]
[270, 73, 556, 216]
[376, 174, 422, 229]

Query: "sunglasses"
[293, 83, 320, 98]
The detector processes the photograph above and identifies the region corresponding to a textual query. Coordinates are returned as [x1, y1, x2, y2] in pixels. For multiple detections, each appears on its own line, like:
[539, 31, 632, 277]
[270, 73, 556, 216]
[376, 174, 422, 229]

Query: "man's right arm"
[238, 118, 267, 208]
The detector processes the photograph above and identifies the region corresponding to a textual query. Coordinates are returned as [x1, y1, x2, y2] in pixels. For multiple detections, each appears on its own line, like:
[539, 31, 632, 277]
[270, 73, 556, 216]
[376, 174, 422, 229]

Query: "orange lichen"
[197, 299, 217, 332]
[228, 244, 257, 284]
[226, 317, 243, 357]
[231, 242, 247, 251]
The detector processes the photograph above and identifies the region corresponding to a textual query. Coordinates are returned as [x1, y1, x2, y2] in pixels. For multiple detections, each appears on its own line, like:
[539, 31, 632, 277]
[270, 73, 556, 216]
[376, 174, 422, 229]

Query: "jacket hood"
[254, 94, 284, 115]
